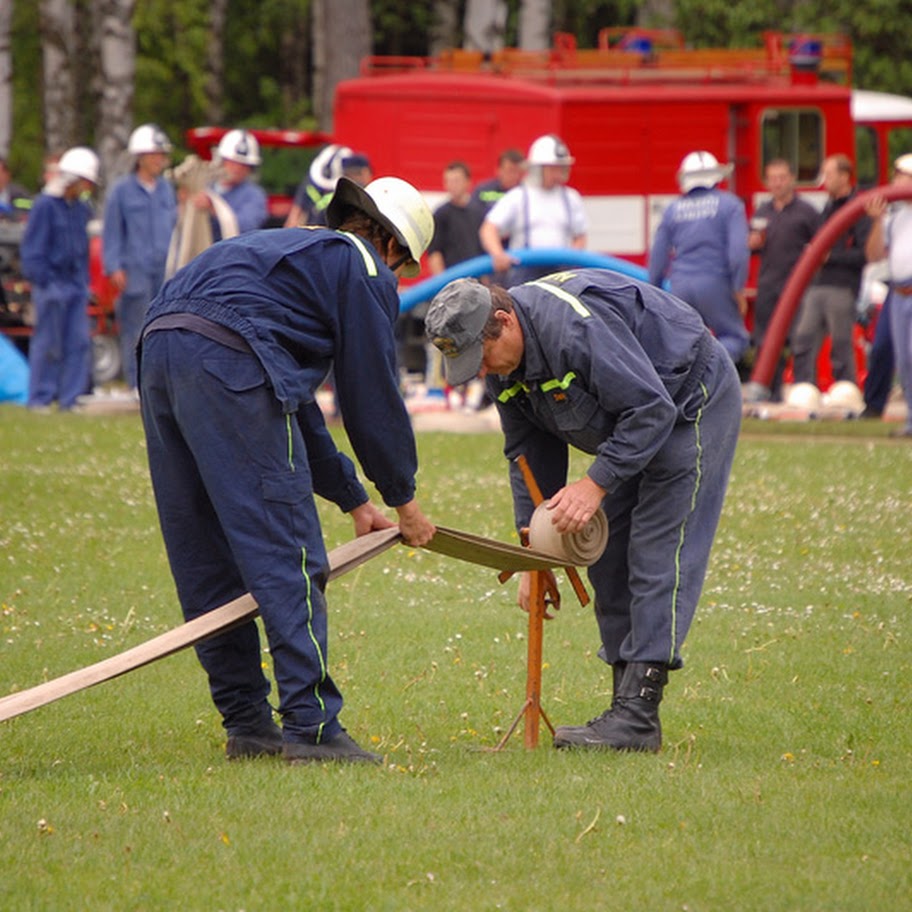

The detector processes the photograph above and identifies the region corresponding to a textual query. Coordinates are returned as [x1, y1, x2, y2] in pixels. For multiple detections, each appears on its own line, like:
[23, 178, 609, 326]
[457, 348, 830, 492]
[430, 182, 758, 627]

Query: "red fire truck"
[333, 29, 912, 265]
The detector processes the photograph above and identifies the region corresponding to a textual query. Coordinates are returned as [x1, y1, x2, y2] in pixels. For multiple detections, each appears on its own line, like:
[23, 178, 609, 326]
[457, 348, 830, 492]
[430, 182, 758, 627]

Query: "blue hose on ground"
[399, 248, 651, 313]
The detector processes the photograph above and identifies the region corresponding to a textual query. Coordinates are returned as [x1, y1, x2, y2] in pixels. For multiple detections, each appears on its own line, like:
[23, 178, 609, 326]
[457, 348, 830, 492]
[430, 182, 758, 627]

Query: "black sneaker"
[225, 724, 284, 760]
[283, 730, 382, 765]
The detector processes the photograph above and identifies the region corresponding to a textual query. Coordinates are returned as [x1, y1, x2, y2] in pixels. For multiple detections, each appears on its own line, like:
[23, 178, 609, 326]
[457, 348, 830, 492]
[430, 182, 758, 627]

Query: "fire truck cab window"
[761, 109, 823, 183]
[854, 126, 878, 188]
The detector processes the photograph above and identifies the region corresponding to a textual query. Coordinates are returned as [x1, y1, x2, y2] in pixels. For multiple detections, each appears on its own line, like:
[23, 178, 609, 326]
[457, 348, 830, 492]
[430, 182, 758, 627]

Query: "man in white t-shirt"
[866, 153, 912, 437]
[480, 134, 587, 285]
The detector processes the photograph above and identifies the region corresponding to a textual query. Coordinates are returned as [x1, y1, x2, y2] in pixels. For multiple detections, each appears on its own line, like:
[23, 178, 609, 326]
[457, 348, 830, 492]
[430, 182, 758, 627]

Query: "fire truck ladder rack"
[360, 29, 853, 88]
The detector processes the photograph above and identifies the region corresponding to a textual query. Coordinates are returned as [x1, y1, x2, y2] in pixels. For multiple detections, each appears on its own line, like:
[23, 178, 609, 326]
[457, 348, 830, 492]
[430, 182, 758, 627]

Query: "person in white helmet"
[479, 133, 587, 284]
[138, 175, 436, 764]
[648, 150, 750, 364]
[102, 125, 177, 392]
[192, 128, 267, 238]
[20, 146, 100, 410]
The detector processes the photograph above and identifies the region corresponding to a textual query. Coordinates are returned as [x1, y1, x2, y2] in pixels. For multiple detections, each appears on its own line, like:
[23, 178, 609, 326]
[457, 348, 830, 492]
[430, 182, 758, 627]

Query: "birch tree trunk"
[0, 2, 11, 157]
[464, 0, 508, 54]
[312, 0, 371, 133]
[40, 0, 78, 153]
[204, 0, 228, 126]
[93, 0, 136, 193]
[430, 0, 460, 56]
[518, 0, 550, 50]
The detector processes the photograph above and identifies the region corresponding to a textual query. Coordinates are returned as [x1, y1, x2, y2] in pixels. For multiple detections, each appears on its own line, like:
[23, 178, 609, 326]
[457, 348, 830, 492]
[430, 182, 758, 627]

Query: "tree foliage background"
[7, 0, 911, 190]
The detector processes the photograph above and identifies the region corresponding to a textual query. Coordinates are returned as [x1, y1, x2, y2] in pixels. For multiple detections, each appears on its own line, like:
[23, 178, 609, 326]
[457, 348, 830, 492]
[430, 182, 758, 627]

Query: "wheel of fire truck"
[92, 333, 122, 384]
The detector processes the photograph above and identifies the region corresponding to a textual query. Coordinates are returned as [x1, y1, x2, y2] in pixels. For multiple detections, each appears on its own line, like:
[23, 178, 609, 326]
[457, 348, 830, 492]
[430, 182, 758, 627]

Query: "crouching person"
[425, 270, 741, 752]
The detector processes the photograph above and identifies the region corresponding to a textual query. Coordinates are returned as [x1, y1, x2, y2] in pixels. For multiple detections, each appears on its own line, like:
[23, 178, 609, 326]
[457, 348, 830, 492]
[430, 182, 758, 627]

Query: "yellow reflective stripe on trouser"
[527, 280, 591, 317]
[540, 371, 577, 393]
[337, 231, 379, 276]
[669, 380, 707, 665]
[301, 544, 329, 743]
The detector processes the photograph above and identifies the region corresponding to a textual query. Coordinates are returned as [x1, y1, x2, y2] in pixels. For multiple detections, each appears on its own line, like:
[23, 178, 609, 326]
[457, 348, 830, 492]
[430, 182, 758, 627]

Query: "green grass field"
[1, 407, 909, 911]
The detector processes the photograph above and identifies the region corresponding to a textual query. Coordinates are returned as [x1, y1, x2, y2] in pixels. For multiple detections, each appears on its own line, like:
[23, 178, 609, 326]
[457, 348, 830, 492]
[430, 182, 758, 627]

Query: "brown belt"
[893, 284, 912, 296]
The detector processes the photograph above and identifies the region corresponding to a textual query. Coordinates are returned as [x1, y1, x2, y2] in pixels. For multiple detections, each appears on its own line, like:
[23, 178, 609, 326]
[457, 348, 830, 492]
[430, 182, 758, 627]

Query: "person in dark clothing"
[425, 271, 742, 753]
[748, 158, 820, 399]
[791, 154, 873, 385]
[138, 176, 436, 765]
[427, 161, 486, 274]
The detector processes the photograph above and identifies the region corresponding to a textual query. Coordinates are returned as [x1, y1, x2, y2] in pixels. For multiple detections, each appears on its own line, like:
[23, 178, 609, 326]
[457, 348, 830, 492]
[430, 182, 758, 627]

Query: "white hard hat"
[58, 146, 100, 185]
[128, 123, 172, 156]
[217, 129, 261, 166]
[784, 382, 823, 412]
[677, 150, 733, 192]
[823, 380, 864, 413]
[308, 144, 353, 193]
[326, 176, 434, 277]
[527, 134, 575, 166]
[894, 153, 912, 177]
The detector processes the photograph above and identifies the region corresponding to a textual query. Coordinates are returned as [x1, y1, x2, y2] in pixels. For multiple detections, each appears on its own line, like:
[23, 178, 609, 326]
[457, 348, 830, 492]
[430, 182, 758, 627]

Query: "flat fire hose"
[0, 516, 607, 725]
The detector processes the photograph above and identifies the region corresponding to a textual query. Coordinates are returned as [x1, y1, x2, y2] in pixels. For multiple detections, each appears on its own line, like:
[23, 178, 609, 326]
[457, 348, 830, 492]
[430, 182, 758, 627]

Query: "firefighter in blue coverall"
[102, 124, 177, 391]
[426, 271, 742, 752]
[20, 146, 99, 411]
[649, 151, 750, 364]
[138, 176, 436, 764]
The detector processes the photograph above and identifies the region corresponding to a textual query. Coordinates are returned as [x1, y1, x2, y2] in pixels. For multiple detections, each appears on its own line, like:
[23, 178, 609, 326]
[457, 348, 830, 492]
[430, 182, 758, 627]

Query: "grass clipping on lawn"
[0, 407, 909, 911]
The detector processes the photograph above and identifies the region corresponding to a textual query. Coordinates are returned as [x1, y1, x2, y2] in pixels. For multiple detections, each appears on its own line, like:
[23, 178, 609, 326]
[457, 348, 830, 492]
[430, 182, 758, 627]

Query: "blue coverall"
[20, 191, 93, 409]
[102, 172, 177, 388]
[649, 187, 750, 363]
[213, 180, 268, 237]
[138, 227, 419, 743]
[489, 270, 742, 669]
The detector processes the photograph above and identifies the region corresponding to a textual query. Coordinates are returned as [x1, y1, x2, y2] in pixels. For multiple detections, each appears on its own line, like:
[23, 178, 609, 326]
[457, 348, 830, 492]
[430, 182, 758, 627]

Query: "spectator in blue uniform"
[192, 129, 267, 239]
[283, 143, 352, 228]
[138, 176, 436, 764]
[649, 150, 750, 364]
[20, 146, 99, 411]
[426, 271, 742, 753]
[102, 124, 177, 392]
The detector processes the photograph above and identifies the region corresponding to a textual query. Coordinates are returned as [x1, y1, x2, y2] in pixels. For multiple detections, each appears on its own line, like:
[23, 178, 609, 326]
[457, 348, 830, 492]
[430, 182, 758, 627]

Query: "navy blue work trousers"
[587, 348, 742, 669]
[140, 329, 343, 743]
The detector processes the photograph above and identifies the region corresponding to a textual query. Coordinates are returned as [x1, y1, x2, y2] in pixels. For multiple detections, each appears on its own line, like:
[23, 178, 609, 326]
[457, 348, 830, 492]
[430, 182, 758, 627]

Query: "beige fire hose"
[0, 518, 608, 725]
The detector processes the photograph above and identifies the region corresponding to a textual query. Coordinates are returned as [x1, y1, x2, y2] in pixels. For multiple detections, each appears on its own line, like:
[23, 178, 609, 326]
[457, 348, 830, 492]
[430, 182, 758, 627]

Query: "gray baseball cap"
[425, 278, 493, 385]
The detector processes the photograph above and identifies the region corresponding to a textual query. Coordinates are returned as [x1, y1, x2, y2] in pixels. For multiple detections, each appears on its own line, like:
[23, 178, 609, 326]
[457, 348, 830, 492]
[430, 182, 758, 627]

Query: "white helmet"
[784, 382, 823, 412]
[217, 129, 261, 166]
[823, 380, 864, 413]
[895, 153, 912, 177]
[326, 176, 434, 277]
[308, 144, 353, 193]
[677, 151, 733, 192]
[527, 134, 575, 166]
[58, 146, 100, 185]
[128, 123, 172, 156]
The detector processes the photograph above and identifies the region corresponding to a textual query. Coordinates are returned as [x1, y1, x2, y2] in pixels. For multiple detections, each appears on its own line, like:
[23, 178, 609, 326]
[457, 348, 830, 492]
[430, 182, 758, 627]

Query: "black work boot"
[553, 662, 668, 753]
[551, 661, 627, 744]
[225, 720, 284, 760]
[283, 730, 382, 765]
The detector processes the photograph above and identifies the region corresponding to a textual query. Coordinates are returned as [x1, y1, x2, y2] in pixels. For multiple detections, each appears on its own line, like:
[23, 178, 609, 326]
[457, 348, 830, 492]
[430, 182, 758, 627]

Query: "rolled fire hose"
[527, 502, 609, 567]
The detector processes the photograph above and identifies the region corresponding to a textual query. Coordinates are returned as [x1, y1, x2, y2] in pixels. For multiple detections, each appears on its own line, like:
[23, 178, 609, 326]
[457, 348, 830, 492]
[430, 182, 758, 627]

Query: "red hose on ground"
[747, 184, 912, 397]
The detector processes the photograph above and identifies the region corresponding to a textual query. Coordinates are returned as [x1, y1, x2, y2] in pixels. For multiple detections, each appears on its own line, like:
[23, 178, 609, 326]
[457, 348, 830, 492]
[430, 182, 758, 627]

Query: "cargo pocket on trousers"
[202, 353, 267, 393]
[261, 469, 316, 553]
